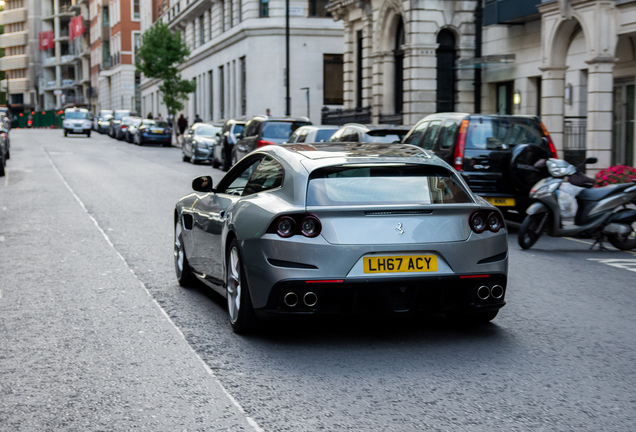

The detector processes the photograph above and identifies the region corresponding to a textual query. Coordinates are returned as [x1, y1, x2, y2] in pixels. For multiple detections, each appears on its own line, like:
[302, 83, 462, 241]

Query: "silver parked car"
[174, 143, 508, 333]
[288, 125, 338, 143]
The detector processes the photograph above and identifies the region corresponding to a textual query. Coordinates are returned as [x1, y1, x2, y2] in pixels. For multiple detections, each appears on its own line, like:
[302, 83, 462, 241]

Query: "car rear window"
[364, 130, 407, 143]
[196, 125, 220, 137]
[466, 117, 543, 149]
[307, 165, 472, 206]
[262, 121, 311, 139]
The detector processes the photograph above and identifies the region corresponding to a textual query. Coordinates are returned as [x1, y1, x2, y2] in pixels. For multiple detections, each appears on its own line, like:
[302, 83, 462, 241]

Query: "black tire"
[174, 220, 196, 286]
[0, 153, 5, 177]
[212, 156, 221, 168]
[64, 129, 68, 137]
[509, 144, 549, 194]
[518, 212, 547, 249]
[226, 239, 257, 333]
[182, 152, 189, 162]
[87, 131, 91, 138]
[607, 218, 636, 250]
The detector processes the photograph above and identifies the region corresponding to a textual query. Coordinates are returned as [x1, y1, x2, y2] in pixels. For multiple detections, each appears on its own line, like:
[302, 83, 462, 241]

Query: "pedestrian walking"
[177, 114, 188, 145]
[193, 114, 203, 124]
[147, 112, 153, 119]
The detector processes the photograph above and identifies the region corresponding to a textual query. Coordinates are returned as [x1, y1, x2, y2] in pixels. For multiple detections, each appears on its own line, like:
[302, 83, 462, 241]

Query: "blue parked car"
[133, 119, 172, 146]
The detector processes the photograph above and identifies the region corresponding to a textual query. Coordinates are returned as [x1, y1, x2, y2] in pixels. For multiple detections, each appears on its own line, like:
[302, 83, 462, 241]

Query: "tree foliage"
[136, 21, 195, 116]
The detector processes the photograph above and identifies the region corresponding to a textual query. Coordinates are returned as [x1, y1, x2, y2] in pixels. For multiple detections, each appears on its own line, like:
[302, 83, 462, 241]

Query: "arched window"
[436, 29, 456, 113]
[394, 18, 405, 114]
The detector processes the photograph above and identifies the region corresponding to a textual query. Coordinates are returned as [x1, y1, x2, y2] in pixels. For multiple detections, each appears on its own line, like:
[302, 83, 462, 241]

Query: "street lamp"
[285, 0, 290, 116]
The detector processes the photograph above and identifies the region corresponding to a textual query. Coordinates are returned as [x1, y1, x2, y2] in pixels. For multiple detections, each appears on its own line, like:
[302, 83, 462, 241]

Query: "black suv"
[403, 113, 558, 221]
[233, 115, 311, 163]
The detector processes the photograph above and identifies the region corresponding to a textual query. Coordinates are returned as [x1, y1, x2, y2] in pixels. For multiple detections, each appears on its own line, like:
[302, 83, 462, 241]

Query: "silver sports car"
[174, 143, 508, 332]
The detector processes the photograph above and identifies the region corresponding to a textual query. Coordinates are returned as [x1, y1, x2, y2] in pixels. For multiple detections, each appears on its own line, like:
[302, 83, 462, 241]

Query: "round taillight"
[300, 215, 321, 238]
[276, 216, 296, 237]
[487, 212, 503, 233]
[470, 212, 487, 233]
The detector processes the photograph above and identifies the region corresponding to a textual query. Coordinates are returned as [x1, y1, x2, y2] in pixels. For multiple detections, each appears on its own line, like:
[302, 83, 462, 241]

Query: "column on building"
[540, 66, 566, 151]
[586, 58, 615, 168]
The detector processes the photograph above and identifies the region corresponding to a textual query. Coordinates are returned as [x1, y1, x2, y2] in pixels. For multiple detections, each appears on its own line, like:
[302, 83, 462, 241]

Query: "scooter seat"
[577, 182, 635, 202]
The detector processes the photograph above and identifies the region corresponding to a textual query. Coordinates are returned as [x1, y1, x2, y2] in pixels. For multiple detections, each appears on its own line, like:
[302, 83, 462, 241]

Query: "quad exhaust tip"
[283, 291, 319, 308]
[477, 286, 491, 301]
[491, 285, 504, 300]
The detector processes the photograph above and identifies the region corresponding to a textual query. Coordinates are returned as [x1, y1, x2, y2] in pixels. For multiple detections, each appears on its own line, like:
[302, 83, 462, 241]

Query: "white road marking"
[44, 147, 264, 432]
[588, 258, 636, 273]
[0, 235, 4, 242]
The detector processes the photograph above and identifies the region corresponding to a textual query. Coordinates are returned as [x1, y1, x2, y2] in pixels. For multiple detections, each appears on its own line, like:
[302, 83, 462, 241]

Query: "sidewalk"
[0, 131, 260, 430]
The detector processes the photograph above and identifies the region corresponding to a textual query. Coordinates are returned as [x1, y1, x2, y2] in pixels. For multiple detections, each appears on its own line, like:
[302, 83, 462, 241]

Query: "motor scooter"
[518, 157, 636, 250]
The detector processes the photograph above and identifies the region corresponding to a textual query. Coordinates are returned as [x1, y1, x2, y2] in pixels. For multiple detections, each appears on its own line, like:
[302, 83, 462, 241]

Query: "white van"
[63, 107, 92, 137]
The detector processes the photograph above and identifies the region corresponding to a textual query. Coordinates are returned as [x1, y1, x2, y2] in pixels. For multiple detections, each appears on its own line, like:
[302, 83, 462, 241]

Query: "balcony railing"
[321, 107, 371, 126]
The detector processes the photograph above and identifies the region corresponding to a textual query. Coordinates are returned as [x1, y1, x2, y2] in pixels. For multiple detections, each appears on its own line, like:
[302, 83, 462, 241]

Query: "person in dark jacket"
[193, 114, 203, 124]
[177, 114, 188, 145]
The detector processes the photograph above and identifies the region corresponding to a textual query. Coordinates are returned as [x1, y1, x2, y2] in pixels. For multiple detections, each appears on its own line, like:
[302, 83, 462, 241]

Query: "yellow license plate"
[484, 197, 516, 207]
[363, 255, 437, 274]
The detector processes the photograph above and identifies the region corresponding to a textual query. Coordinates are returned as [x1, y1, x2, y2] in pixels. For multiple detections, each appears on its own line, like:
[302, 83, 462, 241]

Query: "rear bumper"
[256, 273, 507, 318]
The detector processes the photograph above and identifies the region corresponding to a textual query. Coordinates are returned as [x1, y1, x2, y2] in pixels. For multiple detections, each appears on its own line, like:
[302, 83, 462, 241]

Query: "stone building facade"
[327, 0, 636, 170]
[140, 0, 344, 125]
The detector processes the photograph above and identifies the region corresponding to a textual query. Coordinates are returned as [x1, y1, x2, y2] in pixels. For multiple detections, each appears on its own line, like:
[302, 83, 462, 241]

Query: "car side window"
[439, 119, 461, 150]
[420, 120, 442, 150]
[220, 156, 265, 196]
[242, 156, 284, 196]
[403, 121, 429, 147]
[297, 129, 308, 143]
[328, 128, 345, 142]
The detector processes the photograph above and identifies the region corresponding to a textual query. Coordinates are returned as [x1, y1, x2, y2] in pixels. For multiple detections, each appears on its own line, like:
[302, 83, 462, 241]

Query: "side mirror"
[192, 176, 214, 192]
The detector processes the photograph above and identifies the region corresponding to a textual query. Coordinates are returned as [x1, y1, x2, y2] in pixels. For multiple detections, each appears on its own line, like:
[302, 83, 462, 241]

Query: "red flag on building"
[38, 30, 54, 51]
[69, 16, 85, 42]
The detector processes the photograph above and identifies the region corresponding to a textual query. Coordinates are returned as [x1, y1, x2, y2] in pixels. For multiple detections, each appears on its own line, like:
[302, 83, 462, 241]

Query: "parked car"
[134, 119, 172, 146]
[181, 123, 222, 164]
[0, 127, 9, 177]
[213, 119, 246, 171]
[63, 107, 92, 137]
[174, 142, 508, 333]
[94, 109, 113, 131]
[124, 117, 143, 142]
[328, 123, 411, 143]
[233, 115, 311, 164]
[108, 109, 131, 137]
[402, 113, 558, 221]
[288, 125, 339, 144]
[115, 116, 140, 140]
[96, 114, 113, 134]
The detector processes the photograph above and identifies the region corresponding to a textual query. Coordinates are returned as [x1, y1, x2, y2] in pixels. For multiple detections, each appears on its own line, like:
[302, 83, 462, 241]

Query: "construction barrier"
[14, 110, 64, 129]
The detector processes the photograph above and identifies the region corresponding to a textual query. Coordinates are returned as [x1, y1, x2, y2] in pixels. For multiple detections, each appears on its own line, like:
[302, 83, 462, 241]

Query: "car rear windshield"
[307, 165, 473, 206]
[262, 121, 311, 139]
[114, 111, 130, 120]
[196, 125, 220, 137]
[66, 111, 88, 119]
[315, 129, 336, 142]
[364, 130, 408, 143]
[466, 117, 544, 149]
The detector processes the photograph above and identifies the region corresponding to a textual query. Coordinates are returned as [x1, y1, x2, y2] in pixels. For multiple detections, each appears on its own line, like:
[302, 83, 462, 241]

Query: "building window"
[219, 65, 225, 118]
[102, 6, 109, 26]
[324, 54, 343, 105]
[356, 31, 363, 108]
[133, 0, 140, 20]
[309, 0, 330, 17]
[260, 0, 269, 17]
[240, 56, 246, 116]
[199, 15, 205, 45]
[221, 1, 226, 31]
[497, 81, 513, 115]
[436, 29, 456, 113]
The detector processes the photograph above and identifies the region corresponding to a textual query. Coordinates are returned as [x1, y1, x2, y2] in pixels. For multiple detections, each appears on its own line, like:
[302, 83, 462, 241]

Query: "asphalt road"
[1, 129, 635, 431]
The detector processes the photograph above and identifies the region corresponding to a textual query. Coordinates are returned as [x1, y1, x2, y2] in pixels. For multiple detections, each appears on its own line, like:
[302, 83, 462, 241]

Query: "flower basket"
[594, 165, 636, 187]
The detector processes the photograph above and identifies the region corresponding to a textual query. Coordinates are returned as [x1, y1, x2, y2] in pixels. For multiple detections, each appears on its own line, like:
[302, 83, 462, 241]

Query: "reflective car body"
[97, 114, 113, 134]
[233, 116, 311, 163]
[328, 123, 411, 144]
[94, 109, 113, 131]
[108, 109, 131, 137]
[174, 143, 508, 332]
[124, 117, 143, 142]
[213, 119, 246, 171]
[63, 107, 92, 137]
[288, 125, 339, 143]
[134, 119, 172, 146]
[0, 127, 9, 177]
[182, 123, 222, 163]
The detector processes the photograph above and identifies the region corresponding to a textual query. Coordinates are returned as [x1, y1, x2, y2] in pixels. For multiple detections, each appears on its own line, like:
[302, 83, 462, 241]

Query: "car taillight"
[300, 215, 321, 238]
[453, 119, 469, 171]
[164, 129, 170, 133]
[276, 216, 296, 238]
[470, 211, 504, 234]
[539, 122, 558, 158]
[271, 214, 322, 238]
[257, 139, 275, 148]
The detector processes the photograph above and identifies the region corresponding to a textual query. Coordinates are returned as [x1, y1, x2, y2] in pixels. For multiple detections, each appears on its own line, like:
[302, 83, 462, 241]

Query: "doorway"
[613, 81, 635, 166]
